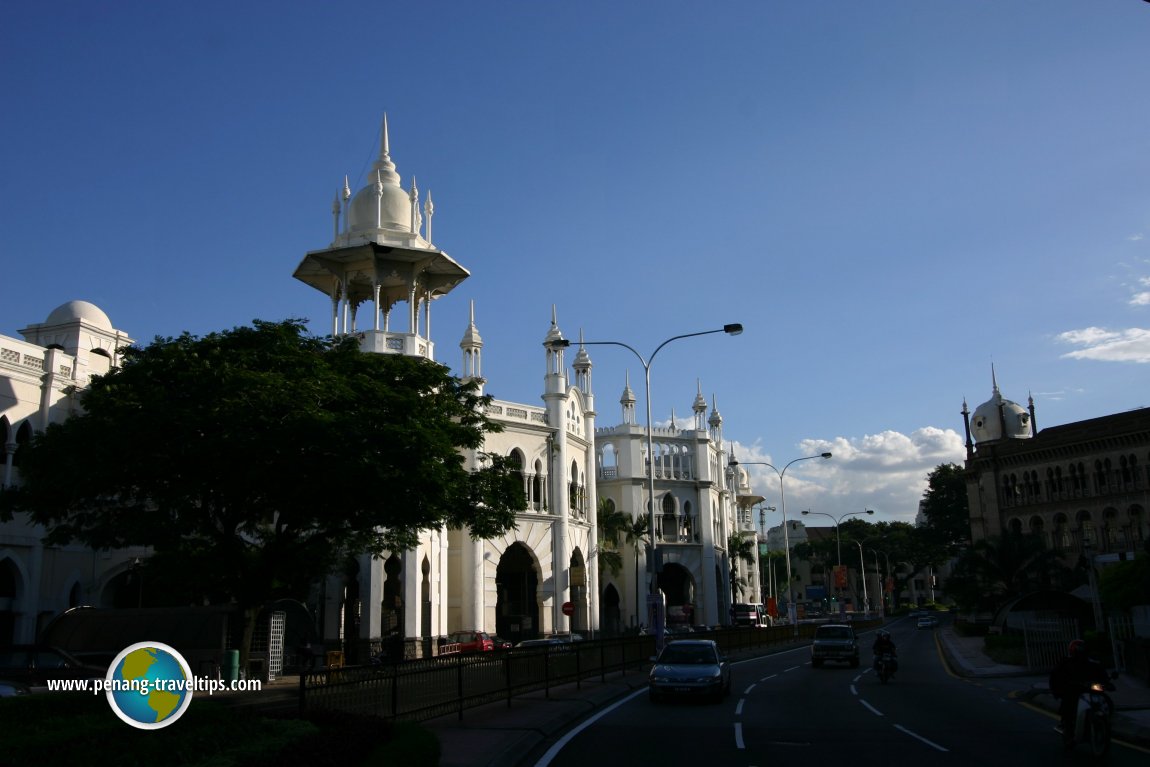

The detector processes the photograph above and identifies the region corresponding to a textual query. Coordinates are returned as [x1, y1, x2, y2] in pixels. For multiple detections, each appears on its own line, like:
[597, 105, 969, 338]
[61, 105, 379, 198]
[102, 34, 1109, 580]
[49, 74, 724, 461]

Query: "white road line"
[850, 684, 858, 695]
[531, 688, 646, 767]
[744, 683, 756, 694]
[734, 722, 745, 749]
[894, 724, 949, 752]
[759, 674, 777, 682]
[859, 699, 884, 717]
[782, 665, 801, 673]
[735, 698, 745, 715]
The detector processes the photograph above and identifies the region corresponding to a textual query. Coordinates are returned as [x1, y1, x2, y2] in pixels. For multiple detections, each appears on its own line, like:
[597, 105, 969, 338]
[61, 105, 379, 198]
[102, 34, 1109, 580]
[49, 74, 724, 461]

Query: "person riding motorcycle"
[872, 629, 898, 677]
[1049, 639, 1110, 748]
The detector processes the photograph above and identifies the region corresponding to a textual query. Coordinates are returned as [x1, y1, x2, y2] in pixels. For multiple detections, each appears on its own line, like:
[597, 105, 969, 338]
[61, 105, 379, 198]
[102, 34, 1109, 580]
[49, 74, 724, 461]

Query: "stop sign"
[562, 601, 574, 616]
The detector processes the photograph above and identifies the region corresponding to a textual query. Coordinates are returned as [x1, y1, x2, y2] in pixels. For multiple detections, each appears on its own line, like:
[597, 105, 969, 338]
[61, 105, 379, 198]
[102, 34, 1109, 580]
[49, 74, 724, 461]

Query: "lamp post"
[851, 540, 869, 615]
[551, 323, 743, 649]
[801, 509, 874, 611]
[728, 453, 833, 633]
[757, 504, 775, 607]
[867, 547, 889, 619]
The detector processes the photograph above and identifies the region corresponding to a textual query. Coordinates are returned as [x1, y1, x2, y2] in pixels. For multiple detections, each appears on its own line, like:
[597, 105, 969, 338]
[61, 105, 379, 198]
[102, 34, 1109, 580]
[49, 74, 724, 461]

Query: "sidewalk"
[422, 627, 1150, 766]
[935, 625, 1150, 748]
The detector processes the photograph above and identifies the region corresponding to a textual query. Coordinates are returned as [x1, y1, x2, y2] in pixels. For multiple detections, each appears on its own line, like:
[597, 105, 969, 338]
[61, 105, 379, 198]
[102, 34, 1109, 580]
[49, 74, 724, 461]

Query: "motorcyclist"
[1049, 639, 1110, 749]
[872, 629, 897, 677]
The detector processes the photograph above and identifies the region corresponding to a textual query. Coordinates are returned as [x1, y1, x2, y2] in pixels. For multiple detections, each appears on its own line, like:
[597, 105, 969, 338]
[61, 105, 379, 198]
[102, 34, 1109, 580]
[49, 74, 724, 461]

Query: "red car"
[448, 630, 494, 653]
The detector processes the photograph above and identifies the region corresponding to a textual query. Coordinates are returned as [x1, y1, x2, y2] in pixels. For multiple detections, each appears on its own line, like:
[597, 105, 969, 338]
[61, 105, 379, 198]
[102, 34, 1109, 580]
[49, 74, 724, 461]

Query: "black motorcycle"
[1066, 677, 1117, 757]
[874, 652, 897, 683]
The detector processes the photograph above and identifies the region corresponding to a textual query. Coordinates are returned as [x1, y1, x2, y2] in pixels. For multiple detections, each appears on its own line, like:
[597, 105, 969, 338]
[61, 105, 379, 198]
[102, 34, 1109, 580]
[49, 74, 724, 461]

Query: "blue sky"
[3, 2, 1149, 526]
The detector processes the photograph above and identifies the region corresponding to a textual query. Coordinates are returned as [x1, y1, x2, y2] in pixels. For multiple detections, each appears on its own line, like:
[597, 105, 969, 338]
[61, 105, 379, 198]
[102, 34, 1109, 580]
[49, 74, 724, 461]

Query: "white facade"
[0, 301, 146, 644]
[294, 118, 602, 656]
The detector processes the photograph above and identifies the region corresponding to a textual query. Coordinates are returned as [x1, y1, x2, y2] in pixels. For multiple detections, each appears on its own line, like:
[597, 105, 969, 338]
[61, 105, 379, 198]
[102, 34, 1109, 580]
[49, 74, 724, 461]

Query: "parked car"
[513, 638, 567, 651]
[544, 632, 584, 642]
[489, 635, 513, 651]
[0, 645, 107, 687]
[810, 624, 859, 668]
[648, 639, 731, 703]
[447, 630, 495, 653]
[916, 615, 939, 629]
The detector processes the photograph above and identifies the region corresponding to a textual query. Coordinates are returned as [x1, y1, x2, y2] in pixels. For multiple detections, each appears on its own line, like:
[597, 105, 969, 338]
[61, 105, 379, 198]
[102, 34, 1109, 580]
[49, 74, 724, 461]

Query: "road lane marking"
[782, 665, 801, 673]
[735, 698, 745, 715]
[743, 683, 756, 694]
[894, 724, 949, 752]
[759, 674, 777, 682]
[850, 684, 858, 695]
[859, 699, 884, 716]
[734, 722, 745, 749]
[531, 688, 646, 767]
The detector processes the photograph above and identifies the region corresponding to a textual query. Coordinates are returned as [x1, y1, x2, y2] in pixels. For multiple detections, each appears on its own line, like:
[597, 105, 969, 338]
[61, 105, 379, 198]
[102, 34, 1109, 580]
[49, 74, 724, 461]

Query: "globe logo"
[105, 642, 194, 729]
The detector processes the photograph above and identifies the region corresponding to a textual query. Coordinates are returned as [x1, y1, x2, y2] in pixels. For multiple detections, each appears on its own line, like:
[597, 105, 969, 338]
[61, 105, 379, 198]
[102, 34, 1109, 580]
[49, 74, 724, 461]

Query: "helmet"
[877, 630, 890, 639]
[1068, 639, 1087, 658]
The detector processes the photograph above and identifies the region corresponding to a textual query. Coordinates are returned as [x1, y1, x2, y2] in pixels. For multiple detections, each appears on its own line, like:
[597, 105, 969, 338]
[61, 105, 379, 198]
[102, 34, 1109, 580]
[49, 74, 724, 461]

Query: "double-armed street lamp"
[728, 452, 833, 632]
[551, 323, 743, 646]
[801, 509, 874, 610]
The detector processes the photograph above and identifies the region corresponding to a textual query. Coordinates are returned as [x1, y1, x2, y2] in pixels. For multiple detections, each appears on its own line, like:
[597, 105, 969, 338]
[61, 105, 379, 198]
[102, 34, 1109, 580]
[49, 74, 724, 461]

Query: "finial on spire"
[991, 363, 999, 393]
[381, 113, 390, 158]
[343, 174, 351, 201]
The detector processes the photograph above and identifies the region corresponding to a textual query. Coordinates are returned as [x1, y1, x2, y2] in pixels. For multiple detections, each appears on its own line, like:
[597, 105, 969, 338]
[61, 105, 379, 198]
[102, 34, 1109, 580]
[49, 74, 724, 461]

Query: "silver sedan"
[648, 639, 732, 703]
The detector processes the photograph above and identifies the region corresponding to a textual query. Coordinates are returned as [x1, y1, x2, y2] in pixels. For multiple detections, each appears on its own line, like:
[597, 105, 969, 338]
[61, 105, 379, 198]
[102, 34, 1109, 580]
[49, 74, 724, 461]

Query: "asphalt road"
[531, 622, 1147, 767]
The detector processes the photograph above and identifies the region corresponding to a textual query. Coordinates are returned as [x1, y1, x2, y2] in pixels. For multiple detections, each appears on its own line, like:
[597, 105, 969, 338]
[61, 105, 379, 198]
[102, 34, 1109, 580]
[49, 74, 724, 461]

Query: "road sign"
[562, 601, 574, 616]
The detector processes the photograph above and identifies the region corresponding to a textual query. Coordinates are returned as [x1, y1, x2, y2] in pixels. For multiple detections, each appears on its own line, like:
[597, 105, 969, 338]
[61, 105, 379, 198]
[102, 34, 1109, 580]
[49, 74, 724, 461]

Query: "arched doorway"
[382, 554, 403, 637]
[600, 583, 621, 636]
[569, 548, 586, 633]
[658, 562, 696, 628]
[0, 558, 20, 645]
[496, 543, 538, 643]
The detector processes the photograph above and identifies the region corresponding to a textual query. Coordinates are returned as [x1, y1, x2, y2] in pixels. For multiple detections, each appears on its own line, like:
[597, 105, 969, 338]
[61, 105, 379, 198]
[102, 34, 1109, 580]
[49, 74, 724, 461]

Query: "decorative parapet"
[487, 399, 549, 427]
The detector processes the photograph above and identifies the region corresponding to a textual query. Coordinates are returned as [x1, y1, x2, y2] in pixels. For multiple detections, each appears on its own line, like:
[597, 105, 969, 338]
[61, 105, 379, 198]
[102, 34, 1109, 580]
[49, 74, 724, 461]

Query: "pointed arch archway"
[600, 583, 621, 637]
[569, 548, 587, 633]
[658, 562, 696, 628]
[496, 543, 539, 643]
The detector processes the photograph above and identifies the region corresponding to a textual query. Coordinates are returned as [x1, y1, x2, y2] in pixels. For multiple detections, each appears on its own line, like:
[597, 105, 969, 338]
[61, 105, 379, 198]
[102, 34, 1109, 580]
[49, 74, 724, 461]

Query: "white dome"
[45, 300, 113, 331]
[348, 180, 412, 233]
[971, 385, 1032, 442]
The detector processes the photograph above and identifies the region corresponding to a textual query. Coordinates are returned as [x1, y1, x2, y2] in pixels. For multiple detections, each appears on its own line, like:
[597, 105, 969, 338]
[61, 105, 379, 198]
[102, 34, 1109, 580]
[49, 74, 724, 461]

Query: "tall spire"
[372, 113, 401, 187]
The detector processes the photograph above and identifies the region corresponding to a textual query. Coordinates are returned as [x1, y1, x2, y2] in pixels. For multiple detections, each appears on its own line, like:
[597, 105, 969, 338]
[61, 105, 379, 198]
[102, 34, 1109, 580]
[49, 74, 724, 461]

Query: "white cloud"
[1056, 327, 1150, 363]
[1131, 292, 1150, 306]
[731, 427, 966, 526]
[1128, 234, 1145, 242]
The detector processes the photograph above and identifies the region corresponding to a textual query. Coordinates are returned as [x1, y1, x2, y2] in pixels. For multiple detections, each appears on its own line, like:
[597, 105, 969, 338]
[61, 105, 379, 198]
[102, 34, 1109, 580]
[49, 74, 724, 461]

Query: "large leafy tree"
[1, 320, 524, 659]
[919, 463, 970, 554]
[943, 532, 1070, 613]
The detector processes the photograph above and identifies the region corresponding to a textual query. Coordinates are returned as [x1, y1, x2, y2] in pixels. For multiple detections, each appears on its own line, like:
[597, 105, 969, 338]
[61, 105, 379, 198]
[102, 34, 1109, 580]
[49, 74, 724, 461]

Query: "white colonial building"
[1, 115, 748, 659]
[0, 301, 147, 644]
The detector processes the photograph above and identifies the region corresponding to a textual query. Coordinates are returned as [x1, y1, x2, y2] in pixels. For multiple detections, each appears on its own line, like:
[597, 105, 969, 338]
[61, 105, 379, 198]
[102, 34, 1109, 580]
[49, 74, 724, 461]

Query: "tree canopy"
[1, 320, 525, 611]
[918, 462, 970, 554]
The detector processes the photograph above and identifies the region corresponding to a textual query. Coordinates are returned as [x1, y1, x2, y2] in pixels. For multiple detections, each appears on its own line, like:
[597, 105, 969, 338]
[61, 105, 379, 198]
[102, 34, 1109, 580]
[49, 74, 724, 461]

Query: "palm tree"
[596, 499, 629, 578]
[728, 534, 757, 602]
[625, 512, 651, 627]
[946, 532, 1069, 613]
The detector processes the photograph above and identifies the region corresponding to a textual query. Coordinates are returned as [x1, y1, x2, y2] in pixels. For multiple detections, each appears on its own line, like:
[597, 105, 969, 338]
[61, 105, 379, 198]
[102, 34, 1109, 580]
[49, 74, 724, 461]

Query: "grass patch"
[0, 694, 434, 767]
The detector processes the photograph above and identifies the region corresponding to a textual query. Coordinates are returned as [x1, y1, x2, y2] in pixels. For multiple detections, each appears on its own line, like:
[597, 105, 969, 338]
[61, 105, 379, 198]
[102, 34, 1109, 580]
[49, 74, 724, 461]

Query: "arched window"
[532, 459, 545, 512]
[508, 449, 527, 508]
[1076, 510, 1094, 547]
[1052, 514, 1070, 551]
[661, 493, 676, 540]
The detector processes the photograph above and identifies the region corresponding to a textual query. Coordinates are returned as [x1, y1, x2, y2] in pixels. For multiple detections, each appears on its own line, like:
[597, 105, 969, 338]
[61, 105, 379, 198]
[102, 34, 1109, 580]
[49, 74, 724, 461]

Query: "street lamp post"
[757, 504, 775, 607]
[851, 540, 868, 615]
[868, 548, 888, 619]
[728, 453, 833, 633]
[801, 509, 874, 611]
[552, 323, 742, 649]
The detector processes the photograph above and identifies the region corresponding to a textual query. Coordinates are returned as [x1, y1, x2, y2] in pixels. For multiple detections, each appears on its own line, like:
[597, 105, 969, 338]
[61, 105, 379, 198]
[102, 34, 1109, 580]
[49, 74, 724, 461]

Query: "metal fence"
[1023, 617, 1079, 671]
[299, 622, 853, 722]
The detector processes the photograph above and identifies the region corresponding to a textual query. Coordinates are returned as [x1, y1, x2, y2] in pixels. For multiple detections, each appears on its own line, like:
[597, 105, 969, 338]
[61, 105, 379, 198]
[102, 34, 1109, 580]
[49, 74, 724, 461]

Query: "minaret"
[961, 398, 974, 459]
[708, 395, 723, 444]
[573, 330, 593, 396]
[460, 300, 484, 392]
[542, 307, 571, 631]
[692, 380, 707, 431]
[1028, 392, 1037, 434]
[620, 372, 637, 425]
